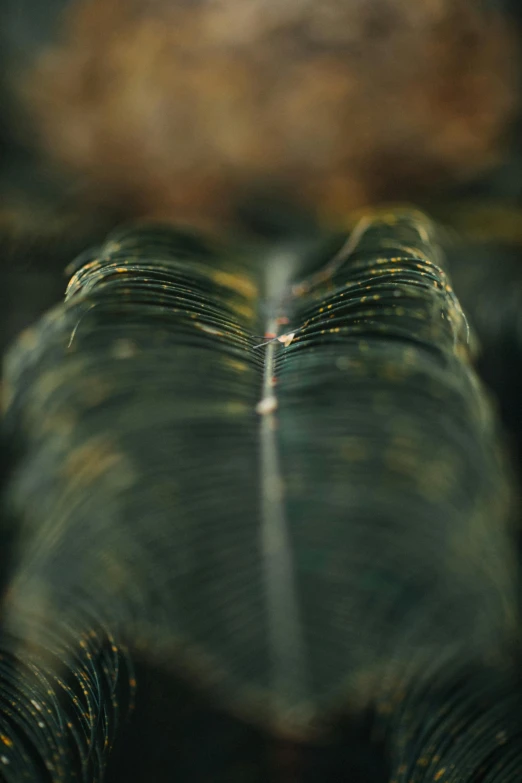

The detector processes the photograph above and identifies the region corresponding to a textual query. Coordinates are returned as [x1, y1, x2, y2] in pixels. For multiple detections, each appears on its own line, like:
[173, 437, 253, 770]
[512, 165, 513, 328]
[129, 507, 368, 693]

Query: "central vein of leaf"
[258, 254, 309, 717]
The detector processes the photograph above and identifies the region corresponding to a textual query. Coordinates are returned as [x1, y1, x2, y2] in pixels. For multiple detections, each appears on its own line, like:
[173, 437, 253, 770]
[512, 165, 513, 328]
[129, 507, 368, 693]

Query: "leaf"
[0, 209, 516, 762]
[0, 615, 132, 782]
[381, 659, 522, 782]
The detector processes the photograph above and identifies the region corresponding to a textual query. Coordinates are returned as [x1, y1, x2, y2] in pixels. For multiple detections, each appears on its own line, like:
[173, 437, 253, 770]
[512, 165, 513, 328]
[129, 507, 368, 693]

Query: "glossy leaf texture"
[0, 614, 132, 782]
[380, 658, 522, 782]
[0, 209, 517, 761]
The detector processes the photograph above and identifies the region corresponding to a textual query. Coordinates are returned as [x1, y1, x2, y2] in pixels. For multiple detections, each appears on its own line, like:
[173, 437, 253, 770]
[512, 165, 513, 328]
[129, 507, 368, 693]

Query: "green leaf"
[1, 209, 516, 747]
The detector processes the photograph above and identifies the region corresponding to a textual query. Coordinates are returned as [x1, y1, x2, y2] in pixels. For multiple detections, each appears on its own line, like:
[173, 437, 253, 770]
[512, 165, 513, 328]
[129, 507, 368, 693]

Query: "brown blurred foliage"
[14, 0, 519, 233]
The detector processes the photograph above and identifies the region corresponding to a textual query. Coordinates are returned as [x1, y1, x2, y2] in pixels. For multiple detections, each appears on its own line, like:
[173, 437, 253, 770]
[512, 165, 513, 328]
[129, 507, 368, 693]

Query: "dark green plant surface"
[0, 210, 519, 780]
